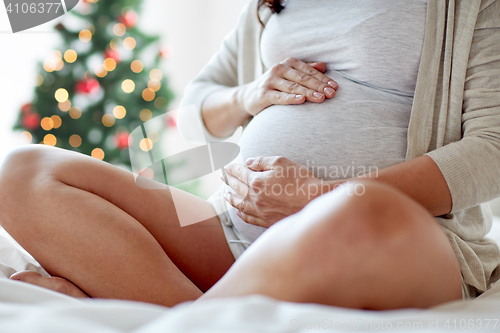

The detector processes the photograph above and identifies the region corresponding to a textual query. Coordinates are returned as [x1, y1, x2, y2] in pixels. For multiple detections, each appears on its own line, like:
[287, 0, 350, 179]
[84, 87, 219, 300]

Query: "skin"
[0, 57, 462, 309]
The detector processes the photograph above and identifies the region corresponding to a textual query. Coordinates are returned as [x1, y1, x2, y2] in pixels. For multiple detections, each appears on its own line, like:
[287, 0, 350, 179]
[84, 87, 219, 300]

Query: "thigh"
[203, 181, 462, 309]
[1, 145, 235, 291]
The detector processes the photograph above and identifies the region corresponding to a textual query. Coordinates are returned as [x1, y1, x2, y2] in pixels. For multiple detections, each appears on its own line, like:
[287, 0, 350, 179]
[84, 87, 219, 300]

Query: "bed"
[1, 217, 500, 332]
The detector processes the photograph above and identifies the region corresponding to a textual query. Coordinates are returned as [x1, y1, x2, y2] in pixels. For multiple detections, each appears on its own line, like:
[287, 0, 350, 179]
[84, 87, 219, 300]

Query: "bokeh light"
[64, 49, 78, 63]
[20, 131, 32, 143]
[54, 88, 69, 103]
[51, 115, 62, 129]
[43, 134, 57, 146]
[95, 65, 108, 77]
[58, 100, 71, 112]
[149, 69, 162, 81]
[123, 37, 136, 50]
[41, 117, 54, 131]
[69, 134, 82, 148]
[142, 88, 155, 102]
[148, 80, 161, 92]
[103, 58, 117, 71]
[69, 106, 82, 119]
[35, 74, 43, 86]
[79, 29, 92, 42]
[113, 105, 126, 119]
[91, 148, 105, 160]
[139, 109, 152, 121]
[131, 60, 143, 73]
[154, 97, 167, 109]
[113, 23, 126, 36]
[121, 79, 135, 93]
[102, 114, 115, 127]
[140, 138, 153, 152]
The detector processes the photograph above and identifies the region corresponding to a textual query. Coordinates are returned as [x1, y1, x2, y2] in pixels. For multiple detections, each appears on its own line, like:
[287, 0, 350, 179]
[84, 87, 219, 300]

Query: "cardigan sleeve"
[426, 1, 500, 213]
[177, 2, 253, 144]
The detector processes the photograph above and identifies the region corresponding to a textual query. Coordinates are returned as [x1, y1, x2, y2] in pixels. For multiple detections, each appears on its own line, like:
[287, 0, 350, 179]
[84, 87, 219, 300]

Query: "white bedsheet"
[0, 218, 500, 332]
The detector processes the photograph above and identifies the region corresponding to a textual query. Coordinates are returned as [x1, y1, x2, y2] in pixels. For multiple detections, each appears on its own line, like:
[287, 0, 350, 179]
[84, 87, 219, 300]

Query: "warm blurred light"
[64, 49, 78, 63]
[35, 74, 43, 86]
[20, 131, 32, 143]
[102, 114, 115, 127]
[51, 115, 62, 129]
[140, 109, 152, 121]
[148, 80, 161, 92]
[91, 148, 105, 160]
[154, 97, 167, 109]
[41, 117, 54, 131]
[109, 38, 121, 50]
[43, 134, 57, 146]
[69, 106, 82, 119]
[121, 79, 135, 93]
[130, 60, 143, 73]
[86, 0, 99, 3]
[69, 134, 82, 148]
[103, 58, 116, 71]
[58, 100, 71, 111]
[53, 50, 62, 59]
[140, 138, 153, 152]
[148, 131, 160, 143]
[113, 105, 126, 119]
[54, 59, 64, 71]
[149, 69, 162, 81]
[142, 88, 155, 102]
[141, 167, 154, 179]
[79, 29, 92, 42]
[113, 23, 126, 36]
[43, 60, 55, 72]
[95, 65, 108, 77]
[123, 37, 136, 50]
[54, 88, 69, 103]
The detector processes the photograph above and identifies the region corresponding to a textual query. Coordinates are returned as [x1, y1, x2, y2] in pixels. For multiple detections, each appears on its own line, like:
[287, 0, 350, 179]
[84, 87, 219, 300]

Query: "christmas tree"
[13, 0, 175, 168]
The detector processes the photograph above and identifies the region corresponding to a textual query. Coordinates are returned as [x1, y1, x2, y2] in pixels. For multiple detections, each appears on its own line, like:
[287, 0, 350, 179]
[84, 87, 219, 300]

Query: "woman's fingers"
[281, 58, 338, 89]
[265, 90, 306, 105]
[276, 58, 337, 100]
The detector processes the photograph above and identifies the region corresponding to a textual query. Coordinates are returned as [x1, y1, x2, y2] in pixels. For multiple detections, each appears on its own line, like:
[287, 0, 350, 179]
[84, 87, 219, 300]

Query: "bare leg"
[202, 180, 462, 309]
[0, 145, 235, 306]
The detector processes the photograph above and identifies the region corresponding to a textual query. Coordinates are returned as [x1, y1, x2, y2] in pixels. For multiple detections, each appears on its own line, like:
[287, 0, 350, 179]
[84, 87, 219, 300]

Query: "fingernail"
[328, 81, 338, 89]
[246, 158, 254, 165]
[236, 210, 242, 218]
[324, 87, 335, 95]
[313, 92, 324, 98]
[295, 94, 303, 99]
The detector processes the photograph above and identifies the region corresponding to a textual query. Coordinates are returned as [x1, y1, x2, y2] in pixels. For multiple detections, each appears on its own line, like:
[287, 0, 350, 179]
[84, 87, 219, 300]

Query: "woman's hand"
[222, 156, 326, 228]
[237, 57, 339, 116]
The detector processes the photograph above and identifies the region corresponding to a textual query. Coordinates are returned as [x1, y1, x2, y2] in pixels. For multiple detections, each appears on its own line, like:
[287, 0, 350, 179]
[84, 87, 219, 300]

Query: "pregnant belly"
[238, 98, 410, 181]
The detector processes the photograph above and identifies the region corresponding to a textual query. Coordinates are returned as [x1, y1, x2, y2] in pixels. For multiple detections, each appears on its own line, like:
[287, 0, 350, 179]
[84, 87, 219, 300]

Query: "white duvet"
[1, 218, 500, 332]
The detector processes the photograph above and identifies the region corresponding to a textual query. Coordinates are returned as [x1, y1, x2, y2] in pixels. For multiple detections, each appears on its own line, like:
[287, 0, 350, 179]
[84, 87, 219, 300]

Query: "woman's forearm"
[322, 155, 452, 217]
[201, 86, 252, 138]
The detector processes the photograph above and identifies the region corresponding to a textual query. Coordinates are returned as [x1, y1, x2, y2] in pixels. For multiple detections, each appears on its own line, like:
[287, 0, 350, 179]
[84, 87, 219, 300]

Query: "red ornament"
[166, 114, 177, 128]
[115, 132, 130, 150]
[22, 112, 41, 130]
[118, 11, 138, 28]
[21, 103, 33, 114]
[104, 49, 120, 63]
[159, 46, 170, 59]
[75, 78, 100, 94]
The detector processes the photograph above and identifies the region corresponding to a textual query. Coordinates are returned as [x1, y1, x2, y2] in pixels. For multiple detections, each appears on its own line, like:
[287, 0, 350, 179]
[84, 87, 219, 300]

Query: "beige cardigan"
[178, 0, 500, 295]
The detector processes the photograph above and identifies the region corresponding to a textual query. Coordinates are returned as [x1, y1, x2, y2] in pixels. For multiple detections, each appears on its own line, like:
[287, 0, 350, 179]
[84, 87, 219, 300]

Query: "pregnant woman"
[0, 0, 499, 310]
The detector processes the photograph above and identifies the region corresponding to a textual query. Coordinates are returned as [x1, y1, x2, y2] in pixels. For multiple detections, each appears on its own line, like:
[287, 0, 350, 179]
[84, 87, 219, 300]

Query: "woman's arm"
[321, 155, 452, 217]
[223, 155, 451, 228]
